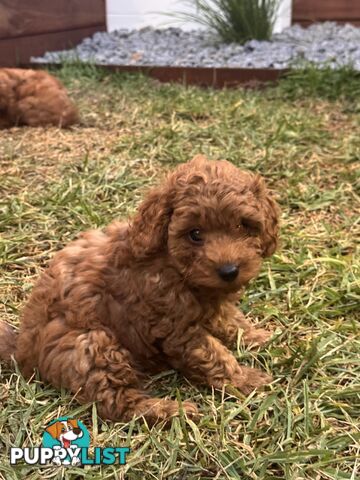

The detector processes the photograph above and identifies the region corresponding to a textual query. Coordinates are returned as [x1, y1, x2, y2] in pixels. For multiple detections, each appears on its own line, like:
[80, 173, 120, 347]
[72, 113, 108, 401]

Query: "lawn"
[0, 65, 359, 480]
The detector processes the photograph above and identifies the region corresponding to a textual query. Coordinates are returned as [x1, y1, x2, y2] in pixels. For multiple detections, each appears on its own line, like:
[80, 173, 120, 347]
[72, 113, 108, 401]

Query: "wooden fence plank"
[293, 0, 360, 25]
[0, 0, 106, 39]
[0, 25, 106, 67]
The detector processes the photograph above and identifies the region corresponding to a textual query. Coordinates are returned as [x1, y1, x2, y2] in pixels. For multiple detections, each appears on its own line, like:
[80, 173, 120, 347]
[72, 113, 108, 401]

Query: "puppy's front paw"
[181, 401, 199, 420]
[243, 328, 271, 347]
[233, 366, 272, 395]
[136, 398, 199, 424]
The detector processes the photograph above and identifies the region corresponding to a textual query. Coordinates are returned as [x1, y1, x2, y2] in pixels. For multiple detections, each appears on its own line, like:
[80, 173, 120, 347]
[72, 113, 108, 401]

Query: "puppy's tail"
[0, 321, 17, 361]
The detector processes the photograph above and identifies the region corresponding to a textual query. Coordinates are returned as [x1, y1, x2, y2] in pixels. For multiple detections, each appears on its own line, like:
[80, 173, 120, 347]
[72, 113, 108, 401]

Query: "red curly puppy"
[0, 68, 78, 128]
[0, 155, 280, 424]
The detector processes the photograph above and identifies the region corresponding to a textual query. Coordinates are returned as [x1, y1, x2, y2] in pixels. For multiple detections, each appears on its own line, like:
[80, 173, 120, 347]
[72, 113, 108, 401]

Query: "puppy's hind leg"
[34, 321, 197, 424]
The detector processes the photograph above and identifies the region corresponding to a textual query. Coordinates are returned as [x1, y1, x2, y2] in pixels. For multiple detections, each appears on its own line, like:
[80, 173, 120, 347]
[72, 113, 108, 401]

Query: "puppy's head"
[45, 419, 82, 440]
[129, 155, 280, 292]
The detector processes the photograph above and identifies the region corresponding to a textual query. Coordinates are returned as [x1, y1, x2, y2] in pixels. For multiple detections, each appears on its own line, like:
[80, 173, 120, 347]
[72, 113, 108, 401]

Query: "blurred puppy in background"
[0, 68, 78, 128]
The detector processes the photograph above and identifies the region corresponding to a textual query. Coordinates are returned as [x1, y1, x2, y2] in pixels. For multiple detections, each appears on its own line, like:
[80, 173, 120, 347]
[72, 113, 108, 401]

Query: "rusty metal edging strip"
[26, 62, 289, 88]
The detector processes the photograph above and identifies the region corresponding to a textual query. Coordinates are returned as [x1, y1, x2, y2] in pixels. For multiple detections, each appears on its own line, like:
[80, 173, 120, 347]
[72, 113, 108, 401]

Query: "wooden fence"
[0, 0, 106, 66]
[293, 0, 360, 26]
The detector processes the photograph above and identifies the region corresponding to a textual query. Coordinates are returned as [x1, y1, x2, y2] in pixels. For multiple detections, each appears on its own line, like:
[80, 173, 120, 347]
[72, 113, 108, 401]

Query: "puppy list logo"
[10, 416, 130, 466]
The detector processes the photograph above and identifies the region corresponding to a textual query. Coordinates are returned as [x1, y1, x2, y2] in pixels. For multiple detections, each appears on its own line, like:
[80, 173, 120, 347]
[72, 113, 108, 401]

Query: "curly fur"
[0, 68, 78, 128]
[0, 155, 280, 424]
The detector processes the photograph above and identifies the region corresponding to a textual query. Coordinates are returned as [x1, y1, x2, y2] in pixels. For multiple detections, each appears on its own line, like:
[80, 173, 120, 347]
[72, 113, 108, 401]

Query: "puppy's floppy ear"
[251, 175, 280, 257]
[129, 184, 173, 258]
[68, 419, 79, 429]
[45, 422, 62, 439]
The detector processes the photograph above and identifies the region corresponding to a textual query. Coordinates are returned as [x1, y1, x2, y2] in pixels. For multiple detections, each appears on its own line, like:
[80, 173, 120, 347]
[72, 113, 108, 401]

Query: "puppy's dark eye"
[238, 218, 262, 235]
[189, 229, 203, 244]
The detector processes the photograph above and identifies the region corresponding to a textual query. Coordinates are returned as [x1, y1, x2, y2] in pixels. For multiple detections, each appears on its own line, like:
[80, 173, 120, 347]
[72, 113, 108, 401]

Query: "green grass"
[277, 65, 360, 103]
[0, 65, 359, 480]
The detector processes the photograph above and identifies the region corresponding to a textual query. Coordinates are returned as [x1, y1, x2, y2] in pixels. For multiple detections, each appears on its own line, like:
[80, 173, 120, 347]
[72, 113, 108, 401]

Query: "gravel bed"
[32, 22, 360, 70]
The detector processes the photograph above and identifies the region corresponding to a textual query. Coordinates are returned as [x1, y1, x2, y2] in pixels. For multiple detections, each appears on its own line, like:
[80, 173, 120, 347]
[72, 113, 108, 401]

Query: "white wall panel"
[106, 0, 292, 33]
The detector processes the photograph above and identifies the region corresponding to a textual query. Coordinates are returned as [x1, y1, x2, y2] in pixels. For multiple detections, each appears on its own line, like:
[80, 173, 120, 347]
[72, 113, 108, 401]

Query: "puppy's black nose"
[73, 428, 81, 435]
[217, 264, 239, 282]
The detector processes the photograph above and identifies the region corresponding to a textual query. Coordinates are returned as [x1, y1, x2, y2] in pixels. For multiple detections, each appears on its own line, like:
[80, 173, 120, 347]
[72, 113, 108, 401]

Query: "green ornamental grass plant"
[171, 0, 279, 44]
